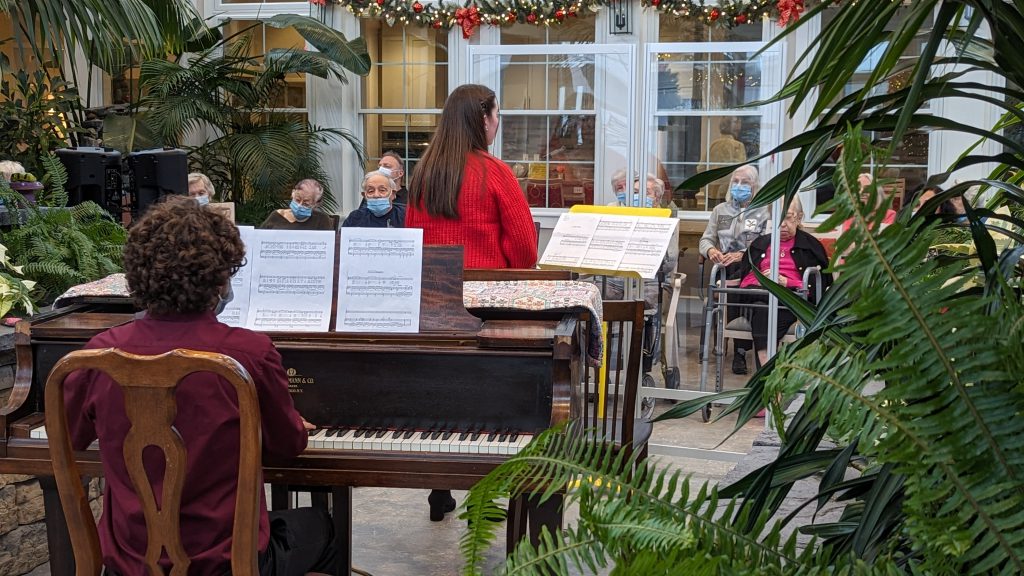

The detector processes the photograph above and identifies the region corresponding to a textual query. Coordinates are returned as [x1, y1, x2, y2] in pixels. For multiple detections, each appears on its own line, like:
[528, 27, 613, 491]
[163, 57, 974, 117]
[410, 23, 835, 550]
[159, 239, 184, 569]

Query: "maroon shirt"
[64, 311, 307, 576]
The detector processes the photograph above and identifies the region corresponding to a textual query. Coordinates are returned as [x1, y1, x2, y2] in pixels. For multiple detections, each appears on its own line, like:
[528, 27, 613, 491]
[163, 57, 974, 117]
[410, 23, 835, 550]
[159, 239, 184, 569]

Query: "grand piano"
[0, 247, 590, 576]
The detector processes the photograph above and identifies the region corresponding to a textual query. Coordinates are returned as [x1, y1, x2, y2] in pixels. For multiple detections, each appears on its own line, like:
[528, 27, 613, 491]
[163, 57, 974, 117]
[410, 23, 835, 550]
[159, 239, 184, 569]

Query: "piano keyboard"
[29, 426, 532, 455]
[308, 428, 532, 455]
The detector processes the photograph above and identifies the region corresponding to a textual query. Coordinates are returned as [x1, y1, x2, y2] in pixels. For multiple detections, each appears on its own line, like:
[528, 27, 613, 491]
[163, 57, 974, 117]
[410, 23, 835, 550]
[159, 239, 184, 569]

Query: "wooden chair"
[581, 299, 651, 461]
[44, 348, 263, 576]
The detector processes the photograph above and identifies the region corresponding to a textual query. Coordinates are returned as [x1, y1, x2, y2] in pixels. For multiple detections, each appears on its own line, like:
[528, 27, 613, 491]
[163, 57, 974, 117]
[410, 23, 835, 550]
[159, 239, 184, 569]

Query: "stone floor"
[26, 292, 768, 576]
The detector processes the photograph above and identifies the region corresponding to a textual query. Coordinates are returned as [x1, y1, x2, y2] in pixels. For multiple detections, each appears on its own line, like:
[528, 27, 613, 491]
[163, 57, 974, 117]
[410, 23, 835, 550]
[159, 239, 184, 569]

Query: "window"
[223, 20, 308, 110]
[360, 20, 448, 177]
[812, 6, 934, 213]
[645, 44, 783, 213]
[658, 17, 764, 43]
[471, 44, 634, 210]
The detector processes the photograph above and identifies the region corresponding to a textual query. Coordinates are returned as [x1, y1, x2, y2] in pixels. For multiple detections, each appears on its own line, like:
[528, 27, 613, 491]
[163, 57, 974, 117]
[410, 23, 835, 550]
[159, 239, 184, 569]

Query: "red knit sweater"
[406, 151, 538, 269]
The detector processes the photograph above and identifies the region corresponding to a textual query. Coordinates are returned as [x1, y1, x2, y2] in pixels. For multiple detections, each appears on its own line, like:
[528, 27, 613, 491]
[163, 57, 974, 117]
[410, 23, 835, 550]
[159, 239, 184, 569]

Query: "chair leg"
[40, 476, 78, 576]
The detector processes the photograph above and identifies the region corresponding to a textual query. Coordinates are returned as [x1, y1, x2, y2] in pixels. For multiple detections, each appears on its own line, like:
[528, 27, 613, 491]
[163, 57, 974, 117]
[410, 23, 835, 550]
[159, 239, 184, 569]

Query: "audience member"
[260, 179, 335, 231]
[609, 171, 665, 209]
[342, 170, 406, 228]
[187, 172, 215, 206]
[698, 164, 770, 374]
[841, 173, 897, 232]
[62, 196, 336, 576]
[735, 195, 832, 368]
[378, 151, 408, 205]
[700, 117, 748, 208]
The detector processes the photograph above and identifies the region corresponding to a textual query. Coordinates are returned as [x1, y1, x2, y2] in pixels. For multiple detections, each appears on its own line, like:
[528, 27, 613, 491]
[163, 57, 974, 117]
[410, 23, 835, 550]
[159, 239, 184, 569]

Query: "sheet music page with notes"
[336, 228, 423, 333]
[247, 229, 336, 332]
[217, 225, 255, 327]
[540, 212, 678, 279]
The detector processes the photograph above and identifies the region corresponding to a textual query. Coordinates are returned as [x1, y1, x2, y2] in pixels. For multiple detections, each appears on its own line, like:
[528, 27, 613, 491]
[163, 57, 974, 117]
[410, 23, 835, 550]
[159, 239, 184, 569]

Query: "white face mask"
[195, 194, 210, 206]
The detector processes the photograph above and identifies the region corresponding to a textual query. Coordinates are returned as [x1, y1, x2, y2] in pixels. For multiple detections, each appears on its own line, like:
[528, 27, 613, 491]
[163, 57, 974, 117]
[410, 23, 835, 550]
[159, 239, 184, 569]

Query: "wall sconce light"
[609, 0, 632, 35]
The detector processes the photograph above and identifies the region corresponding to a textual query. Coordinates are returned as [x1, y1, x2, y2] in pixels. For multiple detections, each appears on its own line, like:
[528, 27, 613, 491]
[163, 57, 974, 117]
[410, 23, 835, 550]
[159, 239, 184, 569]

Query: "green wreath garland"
[311, 0, 806, 37]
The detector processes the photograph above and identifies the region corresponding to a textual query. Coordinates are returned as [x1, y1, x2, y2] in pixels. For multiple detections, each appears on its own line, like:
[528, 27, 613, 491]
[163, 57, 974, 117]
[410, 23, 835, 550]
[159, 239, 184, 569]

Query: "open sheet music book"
[217, 228, 425, 333]
[538, 210, 679, 279]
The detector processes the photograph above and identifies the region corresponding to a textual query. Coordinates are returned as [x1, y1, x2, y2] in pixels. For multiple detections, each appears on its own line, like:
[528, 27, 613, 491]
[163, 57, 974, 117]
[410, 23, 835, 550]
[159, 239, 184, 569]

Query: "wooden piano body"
[1, 248, 586, 575]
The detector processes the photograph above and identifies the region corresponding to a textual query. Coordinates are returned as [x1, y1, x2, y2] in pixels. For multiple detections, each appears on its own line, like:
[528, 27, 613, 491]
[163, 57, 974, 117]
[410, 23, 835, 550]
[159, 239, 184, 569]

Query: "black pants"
[260, 507, 338, 576]
[732, 291, 798, 352]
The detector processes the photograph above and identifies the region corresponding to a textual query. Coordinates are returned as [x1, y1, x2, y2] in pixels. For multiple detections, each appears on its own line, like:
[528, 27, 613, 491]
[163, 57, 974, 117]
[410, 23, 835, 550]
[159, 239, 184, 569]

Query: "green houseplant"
[460, 2, 1024, 574]
[0, 154, 126, 302]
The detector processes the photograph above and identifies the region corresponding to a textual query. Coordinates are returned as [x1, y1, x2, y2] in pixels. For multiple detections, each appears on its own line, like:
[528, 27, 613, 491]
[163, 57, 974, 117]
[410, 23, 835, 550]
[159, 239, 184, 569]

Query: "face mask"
[366, 197, 392, 216]
[195, 194, 210, 207]
[214, 284, 234, 316]
[290, 200, 312, 220]
[730, 183, 753, 205]
[615, 191, 627, 205]
[377, 166, 393, 179]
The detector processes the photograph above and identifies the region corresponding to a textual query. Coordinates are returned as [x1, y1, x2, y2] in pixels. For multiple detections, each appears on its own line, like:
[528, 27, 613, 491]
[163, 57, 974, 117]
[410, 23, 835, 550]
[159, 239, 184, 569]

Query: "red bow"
[455, 6, 481, 39]
[777, 0, 804, 27]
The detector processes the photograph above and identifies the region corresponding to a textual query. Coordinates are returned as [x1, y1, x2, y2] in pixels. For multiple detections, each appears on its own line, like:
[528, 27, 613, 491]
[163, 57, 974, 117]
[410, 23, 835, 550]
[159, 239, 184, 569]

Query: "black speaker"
[56, 147, 123, 210]
[127, 148, 188, 215]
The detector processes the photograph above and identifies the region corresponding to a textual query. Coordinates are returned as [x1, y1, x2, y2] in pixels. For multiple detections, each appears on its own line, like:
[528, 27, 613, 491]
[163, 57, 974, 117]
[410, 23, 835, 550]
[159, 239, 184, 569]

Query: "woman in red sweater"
[406, 83, 538, 269]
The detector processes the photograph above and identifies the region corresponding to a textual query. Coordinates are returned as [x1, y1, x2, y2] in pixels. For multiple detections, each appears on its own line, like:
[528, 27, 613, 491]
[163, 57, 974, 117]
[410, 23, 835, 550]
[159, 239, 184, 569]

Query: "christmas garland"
[311, 0, 806, 38]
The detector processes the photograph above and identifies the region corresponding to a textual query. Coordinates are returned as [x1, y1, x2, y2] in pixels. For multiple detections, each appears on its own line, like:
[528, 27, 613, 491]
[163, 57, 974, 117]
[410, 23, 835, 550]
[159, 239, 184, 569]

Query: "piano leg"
[40, 475, 86, 576]
[331, 486, 354, 576]
[505, 496, 528, 552]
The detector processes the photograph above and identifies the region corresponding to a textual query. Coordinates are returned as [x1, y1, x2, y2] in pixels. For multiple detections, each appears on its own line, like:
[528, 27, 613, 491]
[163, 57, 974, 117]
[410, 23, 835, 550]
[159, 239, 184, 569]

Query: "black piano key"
[420, 429, 432, 440]
[510, 432, 519, 443]
[442, 430, 454, 441]
[431, 429, 443, 440]
[470, 431, 481, 441]
[487, 431, 497, 442]
[355, 428, 367, 438]
[307, 428, 320, 436]
[498, 432, 508, 443]
[326, 429, 339, 438]
[375, 428, 386, 438]
[458, 431, 469, 441]
[403, 429, 415, 439]
[391, 430, 402, 439]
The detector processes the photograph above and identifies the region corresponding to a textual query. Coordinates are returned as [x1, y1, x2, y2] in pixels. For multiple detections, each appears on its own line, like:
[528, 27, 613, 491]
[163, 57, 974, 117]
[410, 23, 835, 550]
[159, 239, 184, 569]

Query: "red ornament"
[709, 8, 720, 21]
[736, 13, 747, 24]
[455, 5, 481, 38]
[526, 12, 537, 23]
[651, 0, 660, 6]
[507, 12, 517, 22]
[555, 8, 565, 20]
[491, 17, 500, 25]
[777, 0, 805, 27]
[568, 10, 576, 17]
[432, 20, 442, 28]
[376, 0, 384, 6]
[412, 1, 423, 12]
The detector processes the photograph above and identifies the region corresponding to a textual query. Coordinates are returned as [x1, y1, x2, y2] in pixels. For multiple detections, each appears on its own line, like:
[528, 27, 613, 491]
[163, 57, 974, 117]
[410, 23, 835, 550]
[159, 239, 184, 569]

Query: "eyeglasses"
[364, 186, 392, 198]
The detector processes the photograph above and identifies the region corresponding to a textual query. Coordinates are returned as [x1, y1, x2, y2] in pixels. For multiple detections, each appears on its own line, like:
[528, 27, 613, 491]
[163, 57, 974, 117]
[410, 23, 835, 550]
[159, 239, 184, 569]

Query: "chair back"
[44, 348, 263, 576]
[581, 300, 647, 458]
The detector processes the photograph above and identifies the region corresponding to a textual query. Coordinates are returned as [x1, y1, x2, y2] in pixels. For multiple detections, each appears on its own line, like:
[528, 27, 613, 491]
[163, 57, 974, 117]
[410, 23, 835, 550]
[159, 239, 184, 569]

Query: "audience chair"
[44, 348, 263, 576]
[580, 299, 652, 461]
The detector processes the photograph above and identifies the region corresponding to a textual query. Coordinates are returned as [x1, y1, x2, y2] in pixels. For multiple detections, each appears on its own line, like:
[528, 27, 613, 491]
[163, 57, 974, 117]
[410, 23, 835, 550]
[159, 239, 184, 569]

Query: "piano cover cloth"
[54, 274, 604, 365]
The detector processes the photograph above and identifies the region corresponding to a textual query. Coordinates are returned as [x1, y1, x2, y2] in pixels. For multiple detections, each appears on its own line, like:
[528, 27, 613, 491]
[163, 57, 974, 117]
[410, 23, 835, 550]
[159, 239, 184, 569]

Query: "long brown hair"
[409, 84, 496, 219]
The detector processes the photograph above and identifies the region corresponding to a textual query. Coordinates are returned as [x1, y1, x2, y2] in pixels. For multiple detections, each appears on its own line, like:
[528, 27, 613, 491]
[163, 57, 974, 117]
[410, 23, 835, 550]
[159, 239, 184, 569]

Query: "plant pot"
[8, 181, 42, 204]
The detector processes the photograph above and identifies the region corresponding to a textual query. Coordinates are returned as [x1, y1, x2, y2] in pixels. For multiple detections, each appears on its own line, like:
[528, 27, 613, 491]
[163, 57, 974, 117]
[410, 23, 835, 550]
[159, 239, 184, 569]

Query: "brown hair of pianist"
[64, 196, 337, 576]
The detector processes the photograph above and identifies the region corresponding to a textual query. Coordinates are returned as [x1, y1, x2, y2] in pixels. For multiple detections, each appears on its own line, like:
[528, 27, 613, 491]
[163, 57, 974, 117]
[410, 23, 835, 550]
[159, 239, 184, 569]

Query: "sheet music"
[539, 212, 678, 279]
[539, 212, 600, 267]
[247, 230, 336, 332]
[336, 228, 423, 333]
[217, 226, 254, 327]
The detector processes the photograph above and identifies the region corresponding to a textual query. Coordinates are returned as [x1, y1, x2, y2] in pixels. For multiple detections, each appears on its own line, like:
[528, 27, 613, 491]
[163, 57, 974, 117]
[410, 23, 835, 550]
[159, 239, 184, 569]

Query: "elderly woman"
[609, 172, 665, 209]
[260, 179, 336, 231]
[187, 172, 215, 206]
[698, 164, 771, 374]
[735, 195, 832, 368]
[342, 170, 406, 228]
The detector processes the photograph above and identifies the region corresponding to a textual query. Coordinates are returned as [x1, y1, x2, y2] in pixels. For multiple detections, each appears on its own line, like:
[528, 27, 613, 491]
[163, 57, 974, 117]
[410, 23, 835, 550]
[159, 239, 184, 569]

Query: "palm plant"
[137, 14, 371, 221]
[461, 2, 1024, 574]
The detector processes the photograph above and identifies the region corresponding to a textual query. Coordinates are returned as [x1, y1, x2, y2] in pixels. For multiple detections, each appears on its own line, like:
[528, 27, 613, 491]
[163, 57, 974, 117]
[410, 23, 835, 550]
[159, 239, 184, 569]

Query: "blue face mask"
[615, 191, 627, 204]
[195, 194, 210, 207]
[730, 183, 753, 205]
[366, 197, 392, 216]
[290, 200, 312, 220]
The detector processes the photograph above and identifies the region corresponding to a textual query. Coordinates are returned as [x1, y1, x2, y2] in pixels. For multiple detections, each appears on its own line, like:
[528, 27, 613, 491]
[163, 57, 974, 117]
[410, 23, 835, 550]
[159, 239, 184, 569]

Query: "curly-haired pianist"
[62, 196, 338, 576]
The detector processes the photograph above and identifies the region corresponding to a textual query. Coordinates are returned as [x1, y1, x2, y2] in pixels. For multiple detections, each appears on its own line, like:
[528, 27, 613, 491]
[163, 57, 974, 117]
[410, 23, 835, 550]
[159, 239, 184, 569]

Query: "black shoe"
[732, 351, 748, 375]
[428, 490, 457, 522]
